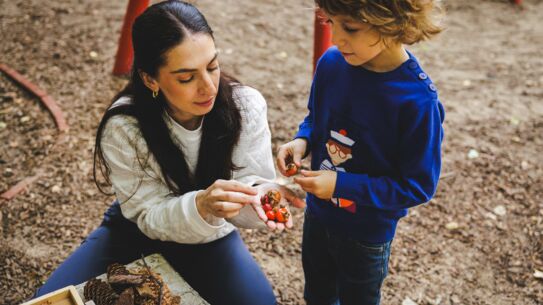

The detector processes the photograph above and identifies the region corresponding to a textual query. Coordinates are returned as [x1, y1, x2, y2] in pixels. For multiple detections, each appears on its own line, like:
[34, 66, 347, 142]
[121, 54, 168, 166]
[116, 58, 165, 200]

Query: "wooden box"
[21, 286, 85, 305]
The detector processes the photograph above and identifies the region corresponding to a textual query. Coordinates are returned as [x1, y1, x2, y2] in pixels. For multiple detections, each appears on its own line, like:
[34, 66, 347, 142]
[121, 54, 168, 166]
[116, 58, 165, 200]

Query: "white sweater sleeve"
[101, 116, 228, 244]
[227, 86, 276, 229]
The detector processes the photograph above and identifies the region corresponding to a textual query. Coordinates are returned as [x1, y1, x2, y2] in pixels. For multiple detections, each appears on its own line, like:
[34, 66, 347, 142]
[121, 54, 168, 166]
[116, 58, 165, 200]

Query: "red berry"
[266, 210, 276, 221]
[275, 207, 289, 223]
[262, 204, 272, 212]
[285, 163, 298, 177]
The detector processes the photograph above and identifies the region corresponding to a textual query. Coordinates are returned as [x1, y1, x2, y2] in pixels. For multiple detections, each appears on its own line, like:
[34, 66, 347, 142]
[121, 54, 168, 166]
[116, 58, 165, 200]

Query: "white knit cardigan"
[101, 86, 275, 244]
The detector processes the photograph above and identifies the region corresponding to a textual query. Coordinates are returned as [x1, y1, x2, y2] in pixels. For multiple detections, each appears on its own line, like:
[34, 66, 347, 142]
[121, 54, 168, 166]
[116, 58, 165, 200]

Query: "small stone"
[51, 185, 62, 193]
[20, 116, 30, 123]
[89, 51, 98, 58]
[402, 297, 418, 305]
[0, 122, 6, 129]
[276, 51, 288, 59]
[534, 269, 543, 279]
[462, 80, 471, 87]
[510, 117, 520, 125]
[521, 161, 529, 170]
[484, 212, 497, 221]
[493, 205, 506, 216]
[467, 149, 479, 159]
[445, 222, 459, 230]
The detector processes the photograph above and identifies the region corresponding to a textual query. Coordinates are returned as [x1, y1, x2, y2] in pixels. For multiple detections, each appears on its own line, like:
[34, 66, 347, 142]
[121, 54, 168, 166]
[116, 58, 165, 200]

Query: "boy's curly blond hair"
[315, 0, 443, 45]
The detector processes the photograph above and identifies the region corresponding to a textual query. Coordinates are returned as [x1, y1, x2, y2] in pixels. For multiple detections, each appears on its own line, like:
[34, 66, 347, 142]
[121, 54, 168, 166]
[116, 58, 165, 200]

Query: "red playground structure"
[112, 0, 522, 76]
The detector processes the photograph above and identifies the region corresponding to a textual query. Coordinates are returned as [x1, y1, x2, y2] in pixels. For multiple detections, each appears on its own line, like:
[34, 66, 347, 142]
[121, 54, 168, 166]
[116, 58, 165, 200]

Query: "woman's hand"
[196, 179, 258, 220]
[252, 182, 305, 232]
[276, 138, 308, 177]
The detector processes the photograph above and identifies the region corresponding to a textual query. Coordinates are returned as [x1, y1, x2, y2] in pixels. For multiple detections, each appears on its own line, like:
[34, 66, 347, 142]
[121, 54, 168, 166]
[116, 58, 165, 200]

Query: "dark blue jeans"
[34, 202, 276, 305]
[302, 212, 391, 305]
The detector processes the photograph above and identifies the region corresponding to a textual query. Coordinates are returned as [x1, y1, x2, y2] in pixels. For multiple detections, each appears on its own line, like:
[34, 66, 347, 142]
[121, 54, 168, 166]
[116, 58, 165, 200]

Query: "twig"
[140, 254, 164, 305]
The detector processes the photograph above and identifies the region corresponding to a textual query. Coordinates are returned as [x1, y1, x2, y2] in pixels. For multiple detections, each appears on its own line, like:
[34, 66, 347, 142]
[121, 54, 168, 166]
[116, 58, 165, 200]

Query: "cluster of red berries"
[260, 189, 290, 223]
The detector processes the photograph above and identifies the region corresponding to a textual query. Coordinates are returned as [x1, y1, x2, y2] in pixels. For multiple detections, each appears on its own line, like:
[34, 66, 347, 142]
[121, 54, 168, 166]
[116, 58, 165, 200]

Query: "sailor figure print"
[320, 129, 356, 213]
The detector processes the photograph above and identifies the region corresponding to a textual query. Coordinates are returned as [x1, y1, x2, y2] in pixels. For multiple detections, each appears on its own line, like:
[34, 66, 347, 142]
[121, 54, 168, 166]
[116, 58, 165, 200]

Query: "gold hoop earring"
[152, 90, 158, 99]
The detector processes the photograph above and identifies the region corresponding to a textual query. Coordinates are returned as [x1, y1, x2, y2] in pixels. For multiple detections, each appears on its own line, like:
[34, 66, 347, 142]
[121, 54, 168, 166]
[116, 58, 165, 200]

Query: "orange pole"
[313, 10, 332, 73]
[113, 0, 151, 76]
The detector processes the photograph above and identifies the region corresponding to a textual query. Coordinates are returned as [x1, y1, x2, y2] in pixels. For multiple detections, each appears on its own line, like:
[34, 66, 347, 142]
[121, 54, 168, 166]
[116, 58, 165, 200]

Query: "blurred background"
[0, 0, 542, 304]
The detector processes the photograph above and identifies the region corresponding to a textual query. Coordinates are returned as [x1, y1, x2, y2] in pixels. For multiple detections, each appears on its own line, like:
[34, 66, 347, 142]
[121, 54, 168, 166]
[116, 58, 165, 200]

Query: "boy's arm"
[294, 74, 317, 153]
[334, 99, 445, 210]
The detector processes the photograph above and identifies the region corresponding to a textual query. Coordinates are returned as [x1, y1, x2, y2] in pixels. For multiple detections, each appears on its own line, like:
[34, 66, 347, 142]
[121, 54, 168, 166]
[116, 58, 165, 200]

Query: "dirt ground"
[1, 0, 542, 304]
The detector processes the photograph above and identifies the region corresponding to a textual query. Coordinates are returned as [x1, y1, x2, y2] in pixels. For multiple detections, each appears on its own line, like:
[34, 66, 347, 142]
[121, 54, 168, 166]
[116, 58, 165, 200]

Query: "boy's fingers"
[281, 187, 305, 208]
[293, 153, 302, 168]
[276, 223, 285, 232]
[276, 148, 289, 173]
[294, 176, 313, 188]
[301, 170, 320, 177]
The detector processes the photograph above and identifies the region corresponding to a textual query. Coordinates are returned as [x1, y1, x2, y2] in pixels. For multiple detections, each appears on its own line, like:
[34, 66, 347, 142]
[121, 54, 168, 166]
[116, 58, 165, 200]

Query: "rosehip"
[285, 163, 298, 177]
[266, 190, 281, 206]
[265, 210, 276, 221]
[260, 195, 270, 205]
[262, 203, 272, 212]
[275, 207, 289, 223]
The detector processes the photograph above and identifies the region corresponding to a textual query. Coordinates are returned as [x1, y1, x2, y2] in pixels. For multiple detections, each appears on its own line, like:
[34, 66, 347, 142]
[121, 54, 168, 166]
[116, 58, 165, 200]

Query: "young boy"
[277, 1, 445, 304]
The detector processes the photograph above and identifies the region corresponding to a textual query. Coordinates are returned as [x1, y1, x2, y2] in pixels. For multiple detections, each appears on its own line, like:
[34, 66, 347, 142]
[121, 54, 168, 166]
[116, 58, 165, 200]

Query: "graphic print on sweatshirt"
[320, 129, 356, 213]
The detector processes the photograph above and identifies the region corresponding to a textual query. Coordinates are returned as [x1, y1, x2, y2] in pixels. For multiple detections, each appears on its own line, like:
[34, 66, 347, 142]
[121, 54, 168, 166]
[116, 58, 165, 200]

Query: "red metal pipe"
[113, 0, 151, 76]
[313, 9, 332, 73]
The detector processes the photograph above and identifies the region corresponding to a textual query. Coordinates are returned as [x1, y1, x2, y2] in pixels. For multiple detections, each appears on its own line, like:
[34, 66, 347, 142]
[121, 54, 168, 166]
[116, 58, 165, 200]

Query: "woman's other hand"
[196, 179, 258, 219]
[276, 138, 308, 177]
[252, 182, 305, 232]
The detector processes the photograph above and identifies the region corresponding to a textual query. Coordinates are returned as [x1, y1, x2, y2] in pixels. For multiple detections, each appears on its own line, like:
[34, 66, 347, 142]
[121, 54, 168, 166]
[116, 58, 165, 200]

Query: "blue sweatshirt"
[296, 47, 445, 243]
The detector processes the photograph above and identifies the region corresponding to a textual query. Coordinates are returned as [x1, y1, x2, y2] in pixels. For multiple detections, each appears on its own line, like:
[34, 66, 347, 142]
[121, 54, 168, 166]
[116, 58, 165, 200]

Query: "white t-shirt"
[101, 86, 275, 244]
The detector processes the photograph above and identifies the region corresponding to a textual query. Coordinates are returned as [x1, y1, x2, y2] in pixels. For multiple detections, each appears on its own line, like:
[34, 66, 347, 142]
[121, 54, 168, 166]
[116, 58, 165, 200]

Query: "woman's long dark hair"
[93, 0, 242, 196]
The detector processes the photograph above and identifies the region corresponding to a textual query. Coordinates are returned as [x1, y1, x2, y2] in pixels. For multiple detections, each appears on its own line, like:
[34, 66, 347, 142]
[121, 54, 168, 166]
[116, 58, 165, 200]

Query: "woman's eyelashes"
[178, 65, 219, 84]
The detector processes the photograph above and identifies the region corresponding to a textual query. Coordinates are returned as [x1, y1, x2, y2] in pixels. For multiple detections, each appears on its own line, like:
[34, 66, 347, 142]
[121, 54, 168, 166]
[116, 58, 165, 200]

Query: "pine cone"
[84, 278, 119, 305]
[114, 287, 135, 305]
[108, 263, 130, 277]
[108, 263, 146, 293]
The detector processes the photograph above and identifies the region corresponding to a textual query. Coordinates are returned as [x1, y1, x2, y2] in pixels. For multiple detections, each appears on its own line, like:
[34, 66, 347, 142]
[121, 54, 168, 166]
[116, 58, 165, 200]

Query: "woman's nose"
[198, 74, 216, 96]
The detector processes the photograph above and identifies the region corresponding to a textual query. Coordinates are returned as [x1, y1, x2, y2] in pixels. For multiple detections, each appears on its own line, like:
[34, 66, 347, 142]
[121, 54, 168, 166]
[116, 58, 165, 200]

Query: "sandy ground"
[0, 0, 542, 304]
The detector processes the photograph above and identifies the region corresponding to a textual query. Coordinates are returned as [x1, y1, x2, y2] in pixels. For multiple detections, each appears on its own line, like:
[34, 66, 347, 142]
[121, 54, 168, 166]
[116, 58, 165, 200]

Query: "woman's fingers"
[250, 202, 269, 222]
[220, 191, 257, 205]
[266, 220, 277, 230]
[210, 201, 245, 218]
[217, 180, 258, 195]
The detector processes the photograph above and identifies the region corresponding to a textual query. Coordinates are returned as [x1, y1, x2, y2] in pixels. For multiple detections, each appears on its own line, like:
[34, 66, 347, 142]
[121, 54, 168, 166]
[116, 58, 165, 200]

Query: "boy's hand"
[276, 138, 308, 177]
[294, 170, 337, 200]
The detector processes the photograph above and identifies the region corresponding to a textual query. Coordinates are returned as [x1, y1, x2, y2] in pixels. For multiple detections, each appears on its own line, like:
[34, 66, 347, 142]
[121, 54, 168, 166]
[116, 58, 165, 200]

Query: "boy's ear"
[139, 70, 159, 92]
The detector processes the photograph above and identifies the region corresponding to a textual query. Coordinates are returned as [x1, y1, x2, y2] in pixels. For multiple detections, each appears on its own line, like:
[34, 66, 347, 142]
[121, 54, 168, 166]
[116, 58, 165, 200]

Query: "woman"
[34, 1, 303, 304]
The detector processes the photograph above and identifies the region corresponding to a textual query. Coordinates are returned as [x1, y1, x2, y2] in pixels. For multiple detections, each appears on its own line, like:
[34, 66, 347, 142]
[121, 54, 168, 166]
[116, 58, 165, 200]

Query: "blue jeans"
[302, 212, 391, 305]
[34, 202, 276, 305]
